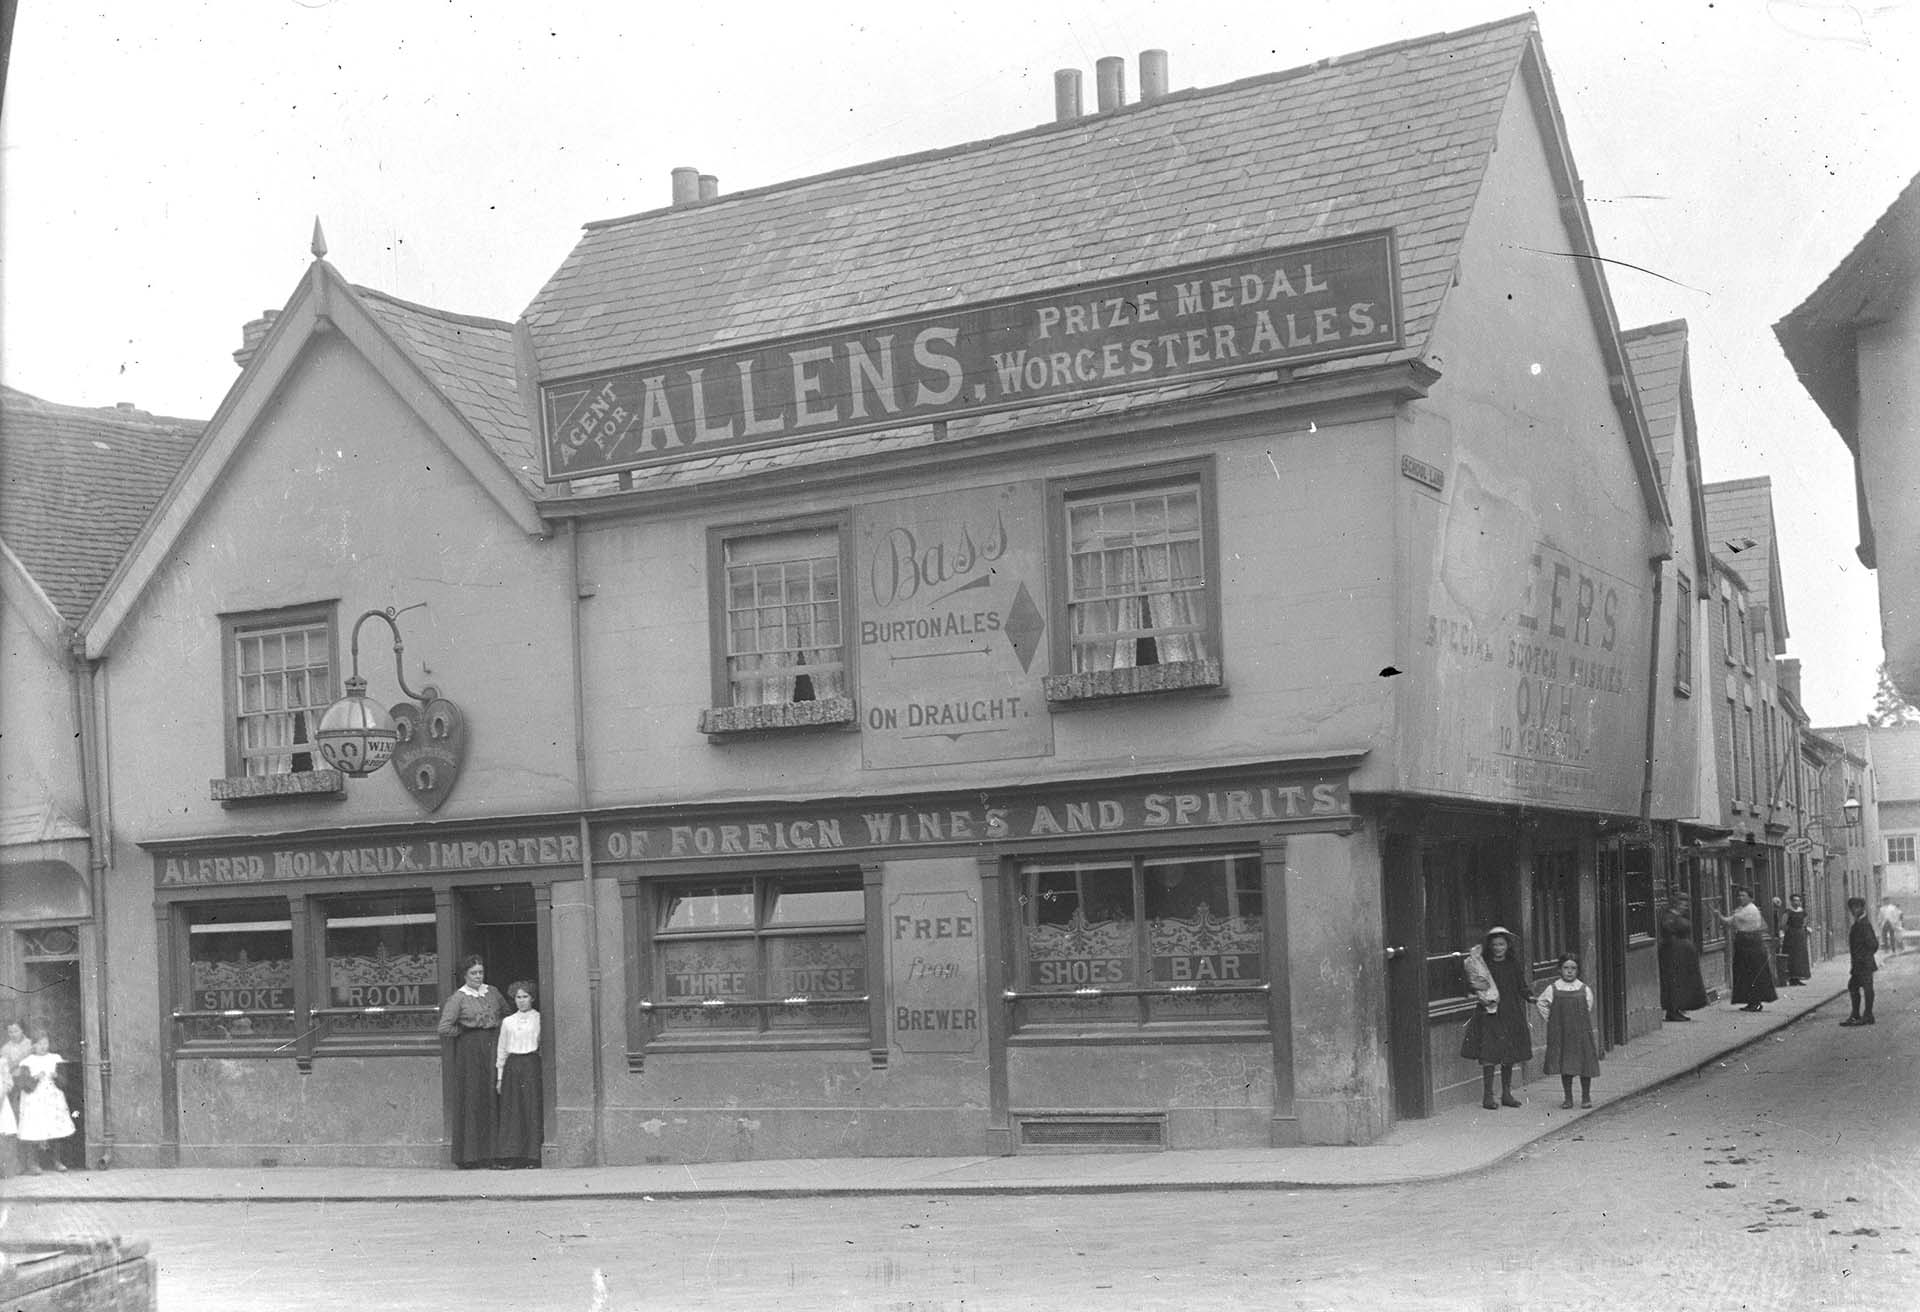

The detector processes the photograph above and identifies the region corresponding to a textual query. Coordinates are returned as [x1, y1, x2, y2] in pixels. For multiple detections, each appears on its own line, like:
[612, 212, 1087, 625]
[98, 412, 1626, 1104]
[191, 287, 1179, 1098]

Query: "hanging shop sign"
[540, 232, 1401, 480]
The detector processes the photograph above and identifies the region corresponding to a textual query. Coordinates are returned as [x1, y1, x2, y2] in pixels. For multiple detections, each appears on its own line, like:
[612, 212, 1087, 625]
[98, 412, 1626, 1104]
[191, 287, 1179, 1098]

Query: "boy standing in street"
[1841, 897, 1878, 1027]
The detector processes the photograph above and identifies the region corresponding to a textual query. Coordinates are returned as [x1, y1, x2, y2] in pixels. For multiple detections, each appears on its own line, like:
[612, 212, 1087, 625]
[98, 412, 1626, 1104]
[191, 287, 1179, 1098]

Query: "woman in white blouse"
[494, 980, 542, 1169]
[1717, 887, 1778, 1012]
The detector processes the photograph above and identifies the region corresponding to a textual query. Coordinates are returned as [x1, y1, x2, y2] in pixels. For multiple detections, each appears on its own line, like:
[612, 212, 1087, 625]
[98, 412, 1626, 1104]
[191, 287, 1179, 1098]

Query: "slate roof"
[1622, 322, 1685, 498]
[1703, 477, 1787, 644]
[1773, 170, 1920, 448]
[522, 15, 1537, 387]
[0, 386, 204, 622]
[353, 287, 542, 494]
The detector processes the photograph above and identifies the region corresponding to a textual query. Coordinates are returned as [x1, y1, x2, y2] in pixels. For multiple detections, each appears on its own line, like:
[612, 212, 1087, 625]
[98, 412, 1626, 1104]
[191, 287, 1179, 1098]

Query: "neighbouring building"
[1827, 723, 1920, 902]
[63, 16, 1685, 1167]
[0, 387, 203, 1168]
[1774, 171, 1920, 706]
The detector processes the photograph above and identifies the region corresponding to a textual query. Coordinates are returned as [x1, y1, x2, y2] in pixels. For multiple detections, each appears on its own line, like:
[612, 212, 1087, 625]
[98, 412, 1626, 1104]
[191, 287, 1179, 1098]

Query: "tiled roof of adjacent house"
[1622, 321, 1685, 499]
[354, 287, 543, 494]
[0, 386, 204, 622]
[1703, 477, 1786, 643]
[522, 15, 1537, 388]
[1773, 170, 1920, 446]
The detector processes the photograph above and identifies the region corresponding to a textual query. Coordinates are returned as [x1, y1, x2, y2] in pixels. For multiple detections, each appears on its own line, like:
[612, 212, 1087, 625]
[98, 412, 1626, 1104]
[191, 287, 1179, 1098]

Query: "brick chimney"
[233, 310, 281, 369]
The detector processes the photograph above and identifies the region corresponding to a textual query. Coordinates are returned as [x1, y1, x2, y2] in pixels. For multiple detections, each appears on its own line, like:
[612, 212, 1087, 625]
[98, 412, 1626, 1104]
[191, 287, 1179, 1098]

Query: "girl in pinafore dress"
[1536, 953, 1601, 1108]
[16, 1028, 74, 1172]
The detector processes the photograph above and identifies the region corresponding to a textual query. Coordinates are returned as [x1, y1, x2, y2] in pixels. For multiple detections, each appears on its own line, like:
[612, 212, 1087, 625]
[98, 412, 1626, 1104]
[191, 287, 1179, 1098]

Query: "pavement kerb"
[0, 961, 1882, 1205]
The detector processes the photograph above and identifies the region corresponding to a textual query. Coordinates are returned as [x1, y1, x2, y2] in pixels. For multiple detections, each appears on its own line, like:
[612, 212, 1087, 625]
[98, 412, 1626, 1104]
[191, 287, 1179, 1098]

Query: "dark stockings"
[1483, 1064, 1520, 1108]
[1849, 978, 1876, 1021]
[1558, 1074, 1593, 1108]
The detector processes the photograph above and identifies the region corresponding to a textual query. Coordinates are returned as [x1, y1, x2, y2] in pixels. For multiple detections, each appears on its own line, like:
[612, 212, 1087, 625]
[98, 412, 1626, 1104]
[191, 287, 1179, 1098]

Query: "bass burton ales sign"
[541, 232, 1401, 481]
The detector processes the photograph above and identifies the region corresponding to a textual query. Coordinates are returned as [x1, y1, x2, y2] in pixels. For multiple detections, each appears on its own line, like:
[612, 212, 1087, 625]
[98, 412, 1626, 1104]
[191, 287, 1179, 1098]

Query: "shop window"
[318, 893, 439, 1039]
[223, 606, 336, 778]
[1013, 850, 1265, 1027]
[1421, 838, 1510, 1009]
[700, 519, 856, 734]
[1889, 835, 1917, 865]
[1674, 574, 1692, 694]
[1044, 462, 1222, 703]
[1529, 850, 1579, 974]
[179, 899, 295, 1044]
[1622, 842, 1656, 942]
[647, 873, 869, 1038]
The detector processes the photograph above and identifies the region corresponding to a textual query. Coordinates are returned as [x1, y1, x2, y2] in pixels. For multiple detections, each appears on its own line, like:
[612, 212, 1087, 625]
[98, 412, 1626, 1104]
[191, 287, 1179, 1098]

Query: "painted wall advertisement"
[854, 481, 1052, 769]
[887, 889, 982, 1054]
[1411, 467, 1650, 810]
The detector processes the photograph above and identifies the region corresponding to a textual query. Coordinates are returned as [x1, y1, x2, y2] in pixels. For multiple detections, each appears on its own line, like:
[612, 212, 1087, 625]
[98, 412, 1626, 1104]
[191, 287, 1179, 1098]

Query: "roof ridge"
[1620, 318, 1689, 341]
[576, 13, 1539, 235]
[1703, 475, 1773, 493]
[2, 383, 206, 433]
[351, 283, 515, 334]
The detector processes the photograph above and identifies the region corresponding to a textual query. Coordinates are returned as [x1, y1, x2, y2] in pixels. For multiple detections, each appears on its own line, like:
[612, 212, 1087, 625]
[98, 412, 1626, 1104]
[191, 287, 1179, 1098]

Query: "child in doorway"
[1536, 953, 1601, 1108]
[15, 1028, 74, 1173]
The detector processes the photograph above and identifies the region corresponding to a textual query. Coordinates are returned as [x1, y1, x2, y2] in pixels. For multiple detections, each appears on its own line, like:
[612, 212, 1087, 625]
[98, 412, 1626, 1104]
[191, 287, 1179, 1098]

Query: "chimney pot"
[671, 167, 701, 208]
[698, 173, 719, 202]
[1139, 49, 1169, 102]
[115, 401, 135, 412]
[1095, 56, 1126, 112]
[233, 308, 282, 370]
[1053, 68, 1084, 122]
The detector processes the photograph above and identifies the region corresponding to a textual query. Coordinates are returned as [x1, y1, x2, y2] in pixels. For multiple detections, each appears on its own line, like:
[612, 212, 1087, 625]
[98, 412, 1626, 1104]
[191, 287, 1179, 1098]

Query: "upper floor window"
[1064, 482, 1209, 672]
[1720, 591, 1734, 663]
[1674, 574, 1692, 693]
[722, 526, 846, 706]
[1740, 601, 1754, 670]
[224, 606, 336, 777]
[1889, 835, 1917, 865]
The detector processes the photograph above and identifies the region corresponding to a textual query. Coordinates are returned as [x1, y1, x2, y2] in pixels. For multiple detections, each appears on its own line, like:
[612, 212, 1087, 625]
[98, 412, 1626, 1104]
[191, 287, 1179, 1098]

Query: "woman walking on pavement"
[1461, 926, 1532, 1110]
[1536, 953, 1601, 1108]
[1658, 893, 1708, 1022]
[1718, 887, 1778, 1012]
[1781, 893, 1812, 986]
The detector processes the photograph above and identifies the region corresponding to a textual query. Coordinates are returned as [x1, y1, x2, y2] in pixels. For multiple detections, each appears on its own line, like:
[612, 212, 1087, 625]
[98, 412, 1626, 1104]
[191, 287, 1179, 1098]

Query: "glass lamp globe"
[316, 677, 399, 776]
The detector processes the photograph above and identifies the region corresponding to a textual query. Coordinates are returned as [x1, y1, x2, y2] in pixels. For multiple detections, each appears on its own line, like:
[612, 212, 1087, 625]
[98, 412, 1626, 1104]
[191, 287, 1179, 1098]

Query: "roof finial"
[311, 218, 328, 260]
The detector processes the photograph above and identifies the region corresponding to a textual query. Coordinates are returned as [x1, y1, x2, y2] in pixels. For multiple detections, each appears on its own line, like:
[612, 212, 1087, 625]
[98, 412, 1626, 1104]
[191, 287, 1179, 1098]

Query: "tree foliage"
[1869, 660, 1920, 727]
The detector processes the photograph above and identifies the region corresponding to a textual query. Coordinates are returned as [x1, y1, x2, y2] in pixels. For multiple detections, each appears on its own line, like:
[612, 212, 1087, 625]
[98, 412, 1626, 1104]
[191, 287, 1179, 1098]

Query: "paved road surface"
[4, 986, 1916, 1310]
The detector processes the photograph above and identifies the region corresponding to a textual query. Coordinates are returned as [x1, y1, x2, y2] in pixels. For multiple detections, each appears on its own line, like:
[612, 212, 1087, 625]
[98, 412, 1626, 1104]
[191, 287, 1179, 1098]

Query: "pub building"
[74, 15, 1685, 1167]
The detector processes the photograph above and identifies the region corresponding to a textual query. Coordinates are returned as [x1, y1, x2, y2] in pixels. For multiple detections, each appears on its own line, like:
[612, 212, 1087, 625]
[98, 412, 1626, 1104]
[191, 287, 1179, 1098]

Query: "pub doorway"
[454, 884, 538, 993]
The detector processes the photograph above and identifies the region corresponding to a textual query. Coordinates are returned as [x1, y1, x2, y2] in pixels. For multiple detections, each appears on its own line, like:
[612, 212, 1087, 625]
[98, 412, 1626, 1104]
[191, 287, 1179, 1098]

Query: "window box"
[1043, 657, 1224, 707]
[209, 769, 348, 803]
[698, 696, 857, 737]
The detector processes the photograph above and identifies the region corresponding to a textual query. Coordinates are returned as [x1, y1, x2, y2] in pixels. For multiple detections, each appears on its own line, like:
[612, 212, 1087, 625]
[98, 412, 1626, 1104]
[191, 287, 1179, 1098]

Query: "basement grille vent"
[1016, 1113, 1167, 1152]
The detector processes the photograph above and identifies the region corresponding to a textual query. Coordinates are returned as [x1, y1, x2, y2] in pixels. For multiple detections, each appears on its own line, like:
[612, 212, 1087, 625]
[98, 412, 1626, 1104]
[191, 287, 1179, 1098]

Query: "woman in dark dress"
[1718, 887, 1778, 1012]
[1781, 894, 1812, 985]
[437, 955, 507, 1168]
[1659, 894, 1709, 1021]
[1460, 926, 1533, 1110]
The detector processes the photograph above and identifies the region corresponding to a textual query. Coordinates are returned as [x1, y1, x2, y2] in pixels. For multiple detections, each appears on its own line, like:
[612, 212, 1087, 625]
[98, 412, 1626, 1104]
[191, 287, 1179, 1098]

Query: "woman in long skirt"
[1781, 894, 1812, 985]
[437, 955, 506, 1168]
[494, 980, 543, 1169]
[1659, 895, 1709, 1021]
[1718, 888, 1778, 1012]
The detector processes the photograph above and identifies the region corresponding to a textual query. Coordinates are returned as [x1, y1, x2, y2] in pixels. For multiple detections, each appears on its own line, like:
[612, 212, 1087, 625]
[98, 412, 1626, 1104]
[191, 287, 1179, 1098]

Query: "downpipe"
[567, 520, 607, 1166]
[70, 637, 115, 1169]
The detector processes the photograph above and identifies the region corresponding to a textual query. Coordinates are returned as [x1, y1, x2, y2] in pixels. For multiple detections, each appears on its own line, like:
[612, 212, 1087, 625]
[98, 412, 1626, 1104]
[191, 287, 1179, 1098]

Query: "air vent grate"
[1017, 1114, 1166, 1151]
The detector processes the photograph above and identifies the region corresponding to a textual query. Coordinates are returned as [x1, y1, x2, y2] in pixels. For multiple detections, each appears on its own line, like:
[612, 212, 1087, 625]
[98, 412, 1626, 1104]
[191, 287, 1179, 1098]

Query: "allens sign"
[540, 232, 1401, 481]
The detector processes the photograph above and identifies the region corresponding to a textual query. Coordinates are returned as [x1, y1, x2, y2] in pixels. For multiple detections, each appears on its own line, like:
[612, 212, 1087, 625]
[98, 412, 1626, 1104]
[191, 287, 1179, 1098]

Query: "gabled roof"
[354, 288, 543, 494]
[1622, 320, 1711, 578]
[0, 386, 203, 623]
[1773, 170, 1920, 450]
[79, 259, 547, 659]
[1703, 477, 1788, 649]
[524, 15, 1538, 384]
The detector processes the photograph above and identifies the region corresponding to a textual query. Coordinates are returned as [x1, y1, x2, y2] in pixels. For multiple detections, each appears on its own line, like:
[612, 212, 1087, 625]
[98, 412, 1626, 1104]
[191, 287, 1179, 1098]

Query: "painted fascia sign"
[540, 232, 1402, 481]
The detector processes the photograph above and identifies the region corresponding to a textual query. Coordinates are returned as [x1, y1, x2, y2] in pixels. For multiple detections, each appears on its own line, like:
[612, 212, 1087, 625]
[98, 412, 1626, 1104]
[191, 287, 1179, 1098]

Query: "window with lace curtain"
[721, 524, 847, 706]
[1044, 461, 1221, 702]
[222, 605, 337, 777]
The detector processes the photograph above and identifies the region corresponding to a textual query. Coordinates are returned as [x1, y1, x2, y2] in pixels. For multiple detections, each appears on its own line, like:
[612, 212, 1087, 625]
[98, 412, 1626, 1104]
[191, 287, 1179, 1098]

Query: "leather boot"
[1481, 1066, 1498, 1110]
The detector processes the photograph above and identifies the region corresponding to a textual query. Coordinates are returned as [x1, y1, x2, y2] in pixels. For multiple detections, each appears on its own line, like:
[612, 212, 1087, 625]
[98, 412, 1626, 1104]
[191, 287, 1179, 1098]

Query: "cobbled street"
[5, 980, 1917, 1311]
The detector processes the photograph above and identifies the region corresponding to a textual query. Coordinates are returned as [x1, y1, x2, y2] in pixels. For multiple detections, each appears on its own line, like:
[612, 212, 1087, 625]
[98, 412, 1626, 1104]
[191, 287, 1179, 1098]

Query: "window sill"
[698, 697, 857, 737]
[628, 1032, 871, 1071]
[209, 771, 347, 804]
[1042, 658, 1224, 707]
[1007, 1023, 1268, 1046]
